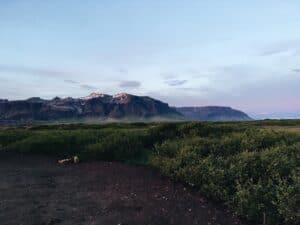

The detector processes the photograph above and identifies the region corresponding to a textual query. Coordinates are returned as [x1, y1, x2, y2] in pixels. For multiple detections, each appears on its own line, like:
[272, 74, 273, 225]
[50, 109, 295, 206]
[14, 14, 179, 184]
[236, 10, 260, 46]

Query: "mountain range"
[176, 106, 251, 121]
[0, 92, 252, 123]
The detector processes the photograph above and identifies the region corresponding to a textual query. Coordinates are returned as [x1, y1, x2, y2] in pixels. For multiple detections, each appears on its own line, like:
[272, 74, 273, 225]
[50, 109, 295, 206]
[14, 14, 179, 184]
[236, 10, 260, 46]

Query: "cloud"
[260, 48, 289, 56]
[65, 79, 100, 91]
[65, 79, 99, 92]
[0, 65, 104, 93]
[292, 69, 300, 72]
[161, 72, 188, 86]
[64, 79, 79, 84]
[160, 72, 177, 79]
[119, 80, 141, 88]
[165, 80, 187, 86]
[80, 84, 97, 90]
[179, 86, 214, 93]
[0, 64, 68, 77]
[259, 40, 300, 56]
[211, 64, 265, 83]
[118, 68, 128, 74]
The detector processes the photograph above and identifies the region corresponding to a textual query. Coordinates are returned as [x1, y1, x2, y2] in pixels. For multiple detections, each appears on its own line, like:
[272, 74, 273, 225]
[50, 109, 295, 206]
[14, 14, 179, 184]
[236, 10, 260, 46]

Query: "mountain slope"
[176, 106, 252, 121]
[0, 93, 252, 123]
[0, 93, 181, 122]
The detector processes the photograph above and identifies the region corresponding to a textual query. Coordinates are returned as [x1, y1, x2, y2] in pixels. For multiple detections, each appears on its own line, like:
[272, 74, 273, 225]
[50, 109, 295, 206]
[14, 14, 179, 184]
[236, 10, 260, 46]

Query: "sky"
[0, 0, 300, 116]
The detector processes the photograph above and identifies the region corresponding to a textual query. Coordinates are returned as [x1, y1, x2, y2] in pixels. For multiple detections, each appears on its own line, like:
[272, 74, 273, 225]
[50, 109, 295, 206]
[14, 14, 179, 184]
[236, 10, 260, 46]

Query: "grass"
[263, 125, 300, 133]
[0, 119, 299, 225]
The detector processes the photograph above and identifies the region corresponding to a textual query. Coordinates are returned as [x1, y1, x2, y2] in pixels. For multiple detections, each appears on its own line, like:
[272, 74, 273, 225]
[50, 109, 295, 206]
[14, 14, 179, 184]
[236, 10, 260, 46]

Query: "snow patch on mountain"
[81, 92, 108, 100]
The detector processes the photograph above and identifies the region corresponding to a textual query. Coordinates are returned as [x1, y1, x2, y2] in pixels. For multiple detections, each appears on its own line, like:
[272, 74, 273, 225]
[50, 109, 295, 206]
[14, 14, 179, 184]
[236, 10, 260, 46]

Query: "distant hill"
[0, 93, 251, 123]
[176, 106, 252, 121]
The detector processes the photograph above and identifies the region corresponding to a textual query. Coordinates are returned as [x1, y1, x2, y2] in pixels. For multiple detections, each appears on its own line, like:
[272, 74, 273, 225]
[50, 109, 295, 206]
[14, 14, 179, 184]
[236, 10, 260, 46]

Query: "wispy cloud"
[118, 68, 128, 74]
[292, 69, 300, 72]
[259, 40, 300, 56]
[64, 79, 98, 91]
[119, 80, 141, 88]
[0, 64, 99, 92]
[0, 64, 69, 77]
[80, 84, 97, 90]
[260, 48, 289, 56]
[64, 79, 79, 84]
[179, 86, 214, 92]
[161, 72, 189, 86]
[160, 72, 178, 79]
[161, 72, 188, 86]
[165, 80, 187, 86]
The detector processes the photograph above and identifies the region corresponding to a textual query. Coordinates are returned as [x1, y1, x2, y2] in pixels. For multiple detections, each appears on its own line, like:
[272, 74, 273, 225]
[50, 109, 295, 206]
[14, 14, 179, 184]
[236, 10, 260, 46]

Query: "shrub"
[1, 121, 299, 224]
[82, 131, 147, 161]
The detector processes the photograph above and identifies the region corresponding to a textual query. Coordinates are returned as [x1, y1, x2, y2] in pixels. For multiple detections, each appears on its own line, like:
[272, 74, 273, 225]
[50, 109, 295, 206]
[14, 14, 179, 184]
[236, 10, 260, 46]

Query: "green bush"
[1, 121, 299, 224]
[4, 130, 104, 157]
[150, 127, 300, 225]
[82, 131, 147, 161]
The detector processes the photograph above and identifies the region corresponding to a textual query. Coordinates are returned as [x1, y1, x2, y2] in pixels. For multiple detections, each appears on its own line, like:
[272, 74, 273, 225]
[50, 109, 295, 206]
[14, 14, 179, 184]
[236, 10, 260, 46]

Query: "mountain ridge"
[176, 106, 252, 121]
[0, 93, 252, 123]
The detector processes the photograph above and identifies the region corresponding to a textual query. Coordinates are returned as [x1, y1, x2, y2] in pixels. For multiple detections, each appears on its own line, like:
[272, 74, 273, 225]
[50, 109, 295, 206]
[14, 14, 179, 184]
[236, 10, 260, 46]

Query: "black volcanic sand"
[0, 153, 243, 225]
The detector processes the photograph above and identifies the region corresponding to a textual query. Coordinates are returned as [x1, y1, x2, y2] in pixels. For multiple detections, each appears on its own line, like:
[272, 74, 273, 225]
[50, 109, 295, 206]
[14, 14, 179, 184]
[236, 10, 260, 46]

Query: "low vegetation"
[0, 120, 299, 225]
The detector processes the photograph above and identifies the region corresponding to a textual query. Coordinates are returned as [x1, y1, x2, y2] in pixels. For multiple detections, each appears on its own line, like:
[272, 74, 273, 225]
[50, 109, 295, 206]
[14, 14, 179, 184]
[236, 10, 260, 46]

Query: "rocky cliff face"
[0, 93, 252, 123]
[175, 106, 252, 121]
[0, 93, 181, 122]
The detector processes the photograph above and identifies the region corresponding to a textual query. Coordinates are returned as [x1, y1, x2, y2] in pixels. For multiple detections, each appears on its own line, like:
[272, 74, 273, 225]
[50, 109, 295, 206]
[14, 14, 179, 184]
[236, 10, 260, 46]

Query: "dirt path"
[0, 153, 243, 225]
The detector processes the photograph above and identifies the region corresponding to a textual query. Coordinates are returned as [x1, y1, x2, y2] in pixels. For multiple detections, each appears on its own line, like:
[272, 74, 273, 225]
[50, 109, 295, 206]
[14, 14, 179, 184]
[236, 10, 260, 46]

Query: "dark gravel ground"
[0, 152, 243, 225]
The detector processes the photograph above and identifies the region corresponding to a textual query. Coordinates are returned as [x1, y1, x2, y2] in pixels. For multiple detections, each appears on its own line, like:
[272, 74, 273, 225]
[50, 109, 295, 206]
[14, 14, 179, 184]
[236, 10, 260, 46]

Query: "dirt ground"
[0, 153, 243, 225]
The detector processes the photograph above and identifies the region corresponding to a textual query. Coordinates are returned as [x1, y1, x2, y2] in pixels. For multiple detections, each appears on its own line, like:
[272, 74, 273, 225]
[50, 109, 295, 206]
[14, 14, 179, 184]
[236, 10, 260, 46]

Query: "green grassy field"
[264, 126, 300, 133]
[0, 120, 299, 225]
